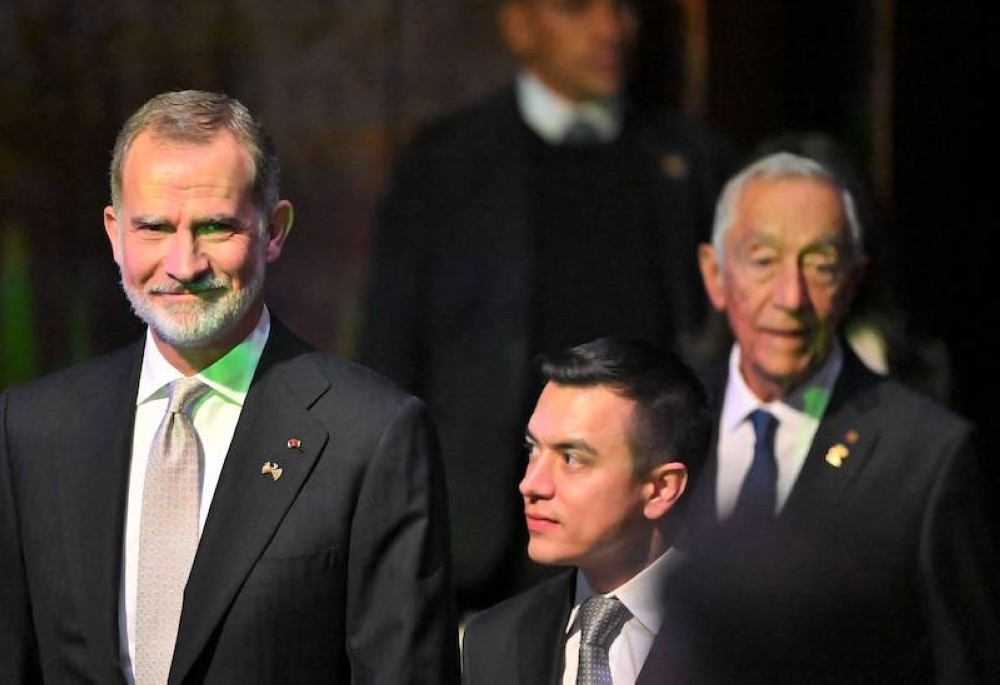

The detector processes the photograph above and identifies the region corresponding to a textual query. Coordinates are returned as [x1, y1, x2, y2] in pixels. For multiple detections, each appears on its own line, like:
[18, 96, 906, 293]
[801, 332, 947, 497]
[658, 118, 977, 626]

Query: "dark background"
[0, 1, 991, 443]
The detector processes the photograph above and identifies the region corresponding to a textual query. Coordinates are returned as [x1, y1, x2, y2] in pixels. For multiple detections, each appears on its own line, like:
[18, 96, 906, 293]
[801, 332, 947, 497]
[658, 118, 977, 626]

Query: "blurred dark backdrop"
[0, 1, 991, 443]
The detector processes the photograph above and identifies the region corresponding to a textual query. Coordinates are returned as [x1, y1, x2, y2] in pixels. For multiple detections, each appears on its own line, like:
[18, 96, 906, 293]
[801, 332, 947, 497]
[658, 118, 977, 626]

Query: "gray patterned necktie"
[577, 595, 631, 685]
[136, 377, 210, 685]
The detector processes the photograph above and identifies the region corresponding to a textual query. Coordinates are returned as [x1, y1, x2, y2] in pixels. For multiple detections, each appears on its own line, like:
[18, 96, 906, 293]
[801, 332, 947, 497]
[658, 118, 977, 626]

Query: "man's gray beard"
[120, 268, 265, 350]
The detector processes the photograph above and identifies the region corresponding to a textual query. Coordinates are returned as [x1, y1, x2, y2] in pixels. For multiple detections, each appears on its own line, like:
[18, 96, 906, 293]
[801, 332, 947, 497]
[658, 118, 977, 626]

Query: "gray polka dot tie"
[136, 378, 210, 685]
[576, 595, 631, 685]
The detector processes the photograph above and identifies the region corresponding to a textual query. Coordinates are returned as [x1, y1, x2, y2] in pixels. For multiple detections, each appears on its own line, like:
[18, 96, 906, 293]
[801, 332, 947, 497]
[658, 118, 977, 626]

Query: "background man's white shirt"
[516, 71, 622, 144]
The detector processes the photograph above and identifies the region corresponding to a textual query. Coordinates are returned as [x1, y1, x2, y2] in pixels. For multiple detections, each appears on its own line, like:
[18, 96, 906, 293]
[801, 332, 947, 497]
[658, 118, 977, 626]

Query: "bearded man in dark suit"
[0, 90, 459, 684]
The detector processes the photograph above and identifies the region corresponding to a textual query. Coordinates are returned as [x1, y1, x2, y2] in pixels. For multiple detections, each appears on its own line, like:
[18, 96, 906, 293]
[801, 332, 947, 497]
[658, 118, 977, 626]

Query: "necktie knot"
[563, 118, 600, 145]
[578, 595, 631, 648]
[731, 409, 780, 523]
[749, 409, 778, 445]
[166, 377, 210, 415]
[576, 595, 630, 685]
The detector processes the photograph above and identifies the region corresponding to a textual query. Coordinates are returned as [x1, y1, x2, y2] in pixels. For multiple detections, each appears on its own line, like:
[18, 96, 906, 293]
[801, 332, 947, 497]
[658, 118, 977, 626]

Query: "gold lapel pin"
[286, 438, 302, 451]
[261, 461, 283, 481]
[660, 151, 689, 180]
[824, 444, 850, 468]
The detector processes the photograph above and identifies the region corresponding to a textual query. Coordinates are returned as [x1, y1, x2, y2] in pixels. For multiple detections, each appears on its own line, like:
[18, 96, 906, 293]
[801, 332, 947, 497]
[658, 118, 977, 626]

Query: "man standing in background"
[361, 0, 733, 613]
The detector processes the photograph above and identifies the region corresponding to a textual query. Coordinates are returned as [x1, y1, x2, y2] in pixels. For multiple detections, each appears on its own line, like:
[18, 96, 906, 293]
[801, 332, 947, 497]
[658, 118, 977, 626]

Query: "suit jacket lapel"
[57, 343, 141, 681]
[781, 349, 882, 519]
[691, 348, 882, 527]
[516, 571, 574, 685]
[171, 322, 330, 682]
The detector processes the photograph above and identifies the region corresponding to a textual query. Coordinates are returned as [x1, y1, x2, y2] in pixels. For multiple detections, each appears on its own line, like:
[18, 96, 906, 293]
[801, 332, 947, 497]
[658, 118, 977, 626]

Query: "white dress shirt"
[118, 308, 270, 683]
[562, 550, 677, 685]
[715, 341, 843, 519]
[515, 71, 623, 144]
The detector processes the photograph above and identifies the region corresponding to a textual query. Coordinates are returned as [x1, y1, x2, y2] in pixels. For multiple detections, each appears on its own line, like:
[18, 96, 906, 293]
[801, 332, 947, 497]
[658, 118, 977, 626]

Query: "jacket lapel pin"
[261, 461, 283, 481]
[824, 443, 850, 468]
[659, 151, 689, 180]
[286, 437, 302, 452]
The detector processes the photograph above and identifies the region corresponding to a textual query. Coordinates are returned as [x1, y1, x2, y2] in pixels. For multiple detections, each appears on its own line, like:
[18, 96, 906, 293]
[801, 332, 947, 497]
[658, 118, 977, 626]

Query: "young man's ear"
[643, 462, 688, 521]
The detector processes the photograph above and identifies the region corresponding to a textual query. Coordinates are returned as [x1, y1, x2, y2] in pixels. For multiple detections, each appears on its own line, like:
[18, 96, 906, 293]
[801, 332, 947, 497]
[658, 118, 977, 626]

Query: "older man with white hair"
[667, 152, 1000, 683]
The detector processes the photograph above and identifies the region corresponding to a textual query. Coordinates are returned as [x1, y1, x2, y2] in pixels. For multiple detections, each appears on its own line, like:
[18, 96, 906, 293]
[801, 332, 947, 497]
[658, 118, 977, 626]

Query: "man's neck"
[576, 545, 674, 613]
[728, 341, 843, 418]
[152, 302, 265, 376]
[514, 71, 623, 144]
[580, 531, 669, 594]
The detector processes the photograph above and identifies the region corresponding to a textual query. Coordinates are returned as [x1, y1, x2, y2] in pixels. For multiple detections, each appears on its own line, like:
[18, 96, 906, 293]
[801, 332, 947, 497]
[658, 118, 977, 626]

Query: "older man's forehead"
[731, 177, 847, 240]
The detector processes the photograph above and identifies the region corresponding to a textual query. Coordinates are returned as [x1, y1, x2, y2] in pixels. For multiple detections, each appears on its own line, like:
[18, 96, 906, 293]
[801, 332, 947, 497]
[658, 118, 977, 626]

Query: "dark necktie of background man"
[730, 409, 779, 524]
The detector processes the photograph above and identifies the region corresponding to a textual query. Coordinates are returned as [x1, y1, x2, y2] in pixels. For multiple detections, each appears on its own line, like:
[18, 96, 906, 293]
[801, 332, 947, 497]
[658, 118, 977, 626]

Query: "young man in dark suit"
[0, 90, 459, 684]
[674, 152, 1000, 682]
[461, 337, 712, 684]
[360, 0, 734, 615]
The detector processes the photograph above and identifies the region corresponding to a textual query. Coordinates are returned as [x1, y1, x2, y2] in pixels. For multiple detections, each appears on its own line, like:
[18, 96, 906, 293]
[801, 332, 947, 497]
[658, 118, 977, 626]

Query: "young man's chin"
[526, 541, 569, 568]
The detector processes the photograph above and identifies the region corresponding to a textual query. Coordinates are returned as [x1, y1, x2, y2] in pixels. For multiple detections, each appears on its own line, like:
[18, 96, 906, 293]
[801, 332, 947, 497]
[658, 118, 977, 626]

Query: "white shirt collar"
[135, 307, 271, 408]
[569, 548, 677, 636]
[721, 339, 843, 434]
[515, 71, 623, 144]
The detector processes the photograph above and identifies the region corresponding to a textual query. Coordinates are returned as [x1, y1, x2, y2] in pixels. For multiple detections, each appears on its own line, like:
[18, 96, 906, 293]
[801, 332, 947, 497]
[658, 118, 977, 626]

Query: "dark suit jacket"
[461, 565, 707, 685]
[360, 86, 735, 603]
[461, 570, 574, 685]
[0, 319, 460, 684]
[658, 347, 1000, 683]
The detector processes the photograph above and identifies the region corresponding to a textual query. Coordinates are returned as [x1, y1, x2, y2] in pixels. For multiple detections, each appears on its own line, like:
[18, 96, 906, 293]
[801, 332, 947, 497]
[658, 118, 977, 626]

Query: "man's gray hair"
[710, 152, 864, 262]
[109, 90, 280, 219]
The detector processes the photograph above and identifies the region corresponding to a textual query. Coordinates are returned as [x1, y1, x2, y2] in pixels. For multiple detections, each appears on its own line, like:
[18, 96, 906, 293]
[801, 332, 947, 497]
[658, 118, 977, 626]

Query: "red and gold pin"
[824, 444, 850, 468]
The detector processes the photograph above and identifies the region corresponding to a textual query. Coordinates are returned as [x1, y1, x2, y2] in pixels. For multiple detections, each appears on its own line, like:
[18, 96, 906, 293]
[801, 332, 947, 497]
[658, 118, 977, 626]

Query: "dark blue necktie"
[731, 409, 779, 523]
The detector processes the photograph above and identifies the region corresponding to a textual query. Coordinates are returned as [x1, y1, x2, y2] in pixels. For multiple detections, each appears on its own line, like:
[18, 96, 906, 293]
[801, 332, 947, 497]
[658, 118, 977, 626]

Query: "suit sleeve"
[460, 614, 480, 685]
[920, 428, 1000, 682]
[0, 391, 42, 682]
[345, 395, 460, 684]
